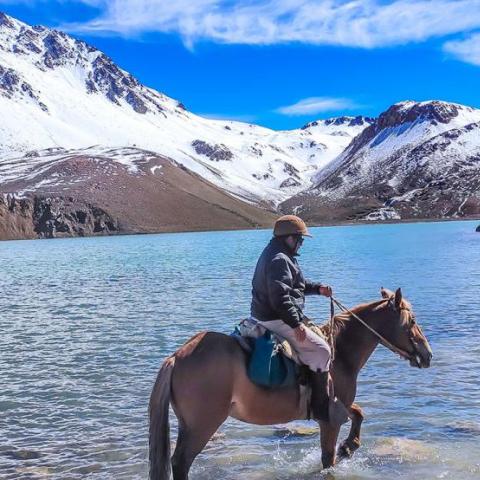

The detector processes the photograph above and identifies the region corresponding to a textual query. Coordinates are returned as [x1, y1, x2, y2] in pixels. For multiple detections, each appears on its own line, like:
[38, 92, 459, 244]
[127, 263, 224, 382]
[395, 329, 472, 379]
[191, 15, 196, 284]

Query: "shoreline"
[1, 214, 479, 243]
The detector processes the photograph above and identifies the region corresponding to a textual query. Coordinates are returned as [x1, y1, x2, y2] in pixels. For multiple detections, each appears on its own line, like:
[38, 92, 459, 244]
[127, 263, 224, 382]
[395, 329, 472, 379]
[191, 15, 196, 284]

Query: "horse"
[148, 287, 432, 480]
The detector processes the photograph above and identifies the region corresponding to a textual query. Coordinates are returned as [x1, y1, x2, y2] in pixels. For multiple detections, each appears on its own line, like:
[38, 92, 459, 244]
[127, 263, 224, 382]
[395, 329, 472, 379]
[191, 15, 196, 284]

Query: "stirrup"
[328, 397, 349, 427]
[327, 372, 349, 427]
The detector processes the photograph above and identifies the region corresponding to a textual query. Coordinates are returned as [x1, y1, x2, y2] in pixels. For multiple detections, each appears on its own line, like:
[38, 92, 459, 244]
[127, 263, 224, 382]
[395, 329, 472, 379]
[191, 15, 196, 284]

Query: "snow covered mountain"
[1, 12, 479, 239]
[282, 101, 480, 221]
[0, 12, 372, 205]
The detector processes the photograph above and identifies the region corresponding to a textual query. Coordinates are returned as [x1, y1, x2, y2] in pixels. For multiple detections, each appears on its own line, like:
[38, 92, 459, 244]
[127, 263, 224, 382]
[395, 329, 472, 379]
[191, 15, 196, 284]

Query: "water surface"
[1, 220, 479, 479]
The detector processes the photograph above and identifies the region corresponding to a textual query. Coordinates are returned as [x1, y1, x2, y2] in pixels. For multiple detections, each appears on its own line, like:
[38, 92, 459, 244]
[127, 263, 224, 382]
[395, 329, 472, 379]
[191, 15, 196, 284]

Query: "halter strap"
[331, 296, 413, 361]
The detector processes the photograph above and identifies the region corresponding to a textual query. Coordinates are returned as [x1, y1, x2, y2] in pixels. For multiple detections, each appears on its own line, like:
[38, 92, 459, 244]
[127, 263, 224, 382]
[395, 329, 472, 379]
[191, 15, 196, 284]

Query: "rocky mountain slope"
[0, 147, 276, 239]
[282, 101, 480, 221]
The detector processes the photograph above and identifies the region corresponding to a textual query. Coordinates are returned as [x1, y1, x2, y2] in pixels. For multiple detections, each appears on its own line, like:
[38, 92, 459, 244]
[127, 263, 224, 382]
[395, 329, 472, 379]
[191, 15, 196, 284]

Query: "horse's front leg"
[319, 421, 341, 469]
[337, 403, 364, 459]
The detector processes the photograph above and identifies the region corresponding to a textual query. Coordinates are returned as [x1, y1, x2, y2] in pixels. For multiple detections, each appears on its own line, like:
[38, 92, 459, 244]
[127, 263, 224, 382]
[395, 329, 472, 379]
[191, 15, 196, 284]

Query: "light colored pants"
[257, 319, 331, 373]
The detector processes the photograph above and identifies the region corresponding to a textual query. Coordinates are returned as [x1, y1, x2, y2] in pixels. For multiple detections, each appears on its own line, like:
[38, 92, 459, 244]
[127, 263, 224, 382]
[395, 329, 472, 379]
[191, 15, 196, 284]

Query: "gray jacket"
[250, 237, 322, 328]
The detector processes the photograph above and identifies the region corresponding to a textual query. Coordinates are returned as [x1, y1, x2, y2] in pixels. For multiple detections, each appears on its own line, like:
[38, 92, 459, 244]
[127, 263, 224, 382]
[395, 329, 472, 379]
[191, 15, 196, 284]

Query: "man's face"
[285, 235, 304, 254]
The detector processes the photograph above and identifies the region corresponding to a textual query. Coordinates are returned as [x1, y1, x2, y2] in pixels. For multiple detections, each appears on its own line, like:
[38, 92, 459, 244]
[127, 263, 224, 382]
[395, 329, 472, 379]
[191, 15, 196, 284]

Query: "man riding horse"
[148, 216, 433, 479]
[251, 214, 348, 426]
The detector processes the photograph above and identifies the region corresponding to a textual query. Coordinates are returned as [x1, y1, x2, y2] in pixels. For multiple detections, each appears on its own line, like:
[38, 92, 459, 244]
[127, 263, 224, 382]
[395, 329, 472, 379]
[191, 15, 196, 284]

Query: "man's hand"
[319, 285, 333, 297]
[294, 324, 307, 343]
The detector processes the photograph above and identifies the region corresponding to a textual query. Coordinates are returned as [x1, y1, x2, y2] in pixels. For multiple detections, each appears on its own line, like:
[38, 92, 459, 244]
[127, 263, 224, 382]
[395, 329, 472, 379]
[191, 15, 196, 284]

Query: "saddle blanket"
[233, 316, 327, 366]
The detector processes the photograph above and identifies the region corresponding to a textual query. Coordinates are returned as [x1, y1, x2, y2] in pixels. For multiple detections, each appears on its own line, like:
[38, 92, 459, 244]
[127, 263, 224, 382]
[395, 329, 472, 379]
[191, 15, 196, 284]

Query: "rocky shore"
[0, 195, 119, 240]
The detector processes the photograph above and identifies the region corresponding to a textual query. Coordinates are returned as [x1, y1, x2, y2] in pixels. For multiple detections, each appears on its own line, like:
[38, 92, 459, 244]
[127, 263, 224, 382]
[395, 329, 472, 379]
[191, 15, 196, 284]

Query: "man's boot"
[311, 371, 349, 427]
[310, 371, 330, 422]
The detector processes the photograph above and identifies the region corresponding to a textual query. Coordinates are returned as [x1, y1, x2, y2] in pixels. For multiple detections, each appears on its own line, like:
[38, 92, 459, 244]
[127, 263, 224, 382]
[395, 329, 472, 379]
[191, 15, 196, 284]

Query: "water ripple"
[0, 221, 479, 478]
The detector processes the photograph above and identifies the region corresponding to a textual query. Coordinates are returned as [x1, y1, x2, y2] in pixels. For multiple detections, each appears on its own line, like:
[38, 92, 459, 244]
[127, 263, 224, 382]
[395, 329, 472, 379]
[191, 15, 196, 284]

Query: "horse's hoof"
[338, 439, 360, 459]
[321, 454, 335, 469]
[338, 443, 352, 458]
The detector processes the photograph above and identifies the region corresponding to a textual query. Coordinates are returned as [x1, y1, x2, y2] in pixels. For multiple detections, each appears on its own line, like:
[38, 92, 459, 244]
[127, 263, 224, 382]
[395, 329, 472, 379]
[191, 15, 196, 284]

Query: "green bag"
[247, 331, 298, 388]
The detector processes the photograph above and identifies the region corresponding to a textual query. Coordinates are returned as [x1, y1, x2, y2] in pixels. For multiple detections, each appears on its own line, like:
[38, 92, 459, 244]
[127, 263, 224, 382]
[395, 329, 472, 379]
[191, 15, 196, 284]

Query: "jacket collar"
[269, 236, 299, 258]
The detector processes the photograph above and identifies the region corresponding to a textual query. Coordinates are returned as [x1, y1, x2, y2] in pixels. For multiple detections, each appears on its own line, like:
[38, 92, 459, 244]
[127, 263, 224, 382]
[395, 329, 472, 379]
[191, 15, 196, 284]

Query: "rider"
[250, 214, 347, 426]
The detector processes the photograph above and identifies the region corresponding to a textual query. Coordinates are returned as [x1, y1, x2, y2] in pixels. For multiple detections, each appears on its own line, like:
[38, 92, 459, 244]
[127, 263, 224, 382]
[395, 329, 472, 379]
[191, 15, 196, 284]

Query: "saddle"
[232, 317, 328, 388]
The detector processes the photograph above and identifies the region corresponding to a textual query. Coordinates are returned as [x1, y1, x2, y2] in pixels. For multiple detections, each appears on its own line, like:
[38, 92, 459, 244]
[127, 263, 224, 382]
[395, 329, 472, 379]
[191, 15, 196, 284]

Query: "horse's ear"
[394, 288, 403, 310]
[381, 287, 394, 299]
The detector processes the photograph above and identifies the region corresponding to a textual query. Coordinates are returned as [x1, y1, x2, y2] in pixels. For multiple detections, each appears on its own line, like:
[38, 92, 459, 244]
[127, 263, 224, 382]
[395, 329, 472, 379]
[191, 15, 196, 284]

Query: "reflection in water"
[0, 220, 479, 479]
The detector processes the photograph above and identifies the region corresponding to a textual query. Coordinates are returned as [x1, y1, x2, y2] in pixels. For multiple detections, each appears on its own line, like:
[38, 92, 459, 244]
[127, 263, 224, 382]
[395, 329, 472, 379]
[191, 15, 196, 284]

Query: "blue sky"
[2, 0, 480, 130]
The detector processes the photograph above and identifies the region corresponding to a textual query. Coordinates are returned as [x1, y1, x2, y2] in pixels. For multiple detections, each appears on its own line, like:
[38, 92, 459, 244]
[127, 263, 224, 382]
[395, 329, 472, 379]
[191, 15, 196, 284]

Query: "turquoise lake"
[1, 220, 479, 479]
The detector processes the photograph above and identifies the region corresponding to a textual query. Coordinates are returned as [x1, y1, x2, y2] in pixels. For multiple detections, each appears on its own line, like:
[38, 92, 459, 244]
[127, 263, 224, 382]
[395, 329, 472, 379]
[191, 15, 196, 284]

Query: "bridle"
[329, 296, 420, 363]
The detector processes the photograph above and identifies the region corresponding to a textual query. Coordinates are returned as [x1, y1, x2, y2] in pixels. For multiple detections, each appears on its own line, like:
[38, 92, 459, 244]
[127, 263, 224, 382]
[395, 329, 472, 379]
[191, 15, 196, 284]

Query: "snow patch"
[364, 207, 401, 221]
[150, 165, 163, 175]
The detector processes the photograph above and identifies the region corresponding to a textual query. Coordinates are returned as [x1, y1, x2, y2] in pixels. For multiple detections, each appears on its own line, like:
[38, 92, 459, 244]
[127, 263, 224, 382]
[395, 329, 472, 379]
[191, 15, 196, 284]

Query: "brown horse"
[149, 287, 432, 480]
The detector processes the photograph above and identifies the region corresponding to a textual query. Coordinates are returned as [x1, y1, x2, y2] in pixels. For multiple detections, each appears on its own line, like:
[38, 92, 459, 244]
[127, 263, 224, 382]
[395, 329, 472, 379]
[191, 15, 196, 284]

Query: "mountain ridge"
[0, 12, 479, 239]
[0, 11, 371, 206]
[282, 101, 480, 221]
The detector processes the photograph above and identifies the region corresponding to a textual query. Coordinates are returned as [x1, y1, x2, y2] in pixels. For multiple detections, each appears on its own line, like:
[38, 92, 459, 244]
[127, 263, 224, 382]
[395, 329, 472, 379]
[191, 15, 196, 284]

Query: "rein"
[329, 296, 413, 361]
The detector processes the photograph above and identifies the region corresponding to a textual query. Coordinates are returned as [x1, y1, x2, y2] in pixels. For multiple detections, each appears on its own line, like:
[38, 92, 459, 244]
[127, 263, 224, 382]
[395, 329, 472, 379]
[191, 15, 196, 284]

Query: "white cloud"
[0, 0, 103, 5]
[197, 112, 257, 123]
[63, 0, 480, 49]
[444, 33, 480, 66]
[275, 96, 359, 116]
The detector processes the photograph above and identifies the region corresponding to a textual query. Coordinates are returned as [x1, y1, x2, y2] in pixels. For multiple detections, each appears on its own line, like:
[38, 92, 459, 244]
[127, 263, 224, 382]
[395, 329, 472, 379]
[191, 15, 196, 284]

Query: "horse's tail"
[149, 355, 175, 480]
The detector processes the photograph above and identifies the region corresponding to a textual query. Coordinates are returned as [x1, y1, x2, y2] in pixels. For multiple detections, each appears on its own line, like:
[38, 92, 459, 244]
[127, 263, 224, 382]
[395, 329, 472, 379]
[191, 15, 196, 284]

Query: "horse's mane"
[319, 296, 413, 338]
[319, 298, 390, 338]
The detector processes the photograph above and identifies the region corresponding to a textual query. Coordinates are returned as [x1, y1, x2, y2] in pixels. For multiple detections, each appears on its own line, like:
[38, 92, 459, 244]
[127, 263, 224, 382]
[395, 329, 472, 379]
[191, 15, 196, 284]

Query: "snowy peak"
[302, 115, 374, 130]
[0, 11, 178, 116]
[0, 12, 14, 29]
[377, 100, 478, 129]
[325, 100, 480, 171]
[0, 12, 89, 69]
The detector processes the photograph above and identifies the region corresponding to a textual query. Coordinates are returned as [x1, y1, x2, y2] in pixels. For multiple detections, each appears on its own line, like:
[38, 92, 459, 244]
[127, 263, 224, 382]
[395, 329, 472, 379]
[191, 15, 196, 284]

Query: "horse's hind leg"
[338, 403, 364, 459]
[170, 367, 231, 480]
[172, 411, 228, 480]
[169, 332, 237, 479]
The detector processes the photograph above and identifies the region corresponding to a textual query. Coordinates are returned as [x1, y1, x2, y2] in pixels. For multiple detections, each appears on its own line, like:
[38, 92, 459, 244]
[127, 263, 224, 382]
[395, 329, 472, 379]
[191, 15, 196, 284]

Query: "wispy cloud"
[444, 33, 480, 66]
[197, 112, 257, 123]
[275, 97, 359, 116]
[63, 0, 480, 49]
[0, 0, 103, 5]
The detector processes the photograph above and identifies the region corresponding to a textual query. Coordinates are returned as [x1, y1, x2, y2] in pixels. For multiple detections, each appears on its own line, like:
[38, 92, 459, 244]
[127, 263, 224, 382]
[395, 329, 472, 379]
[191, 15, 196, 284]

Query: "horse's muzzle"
[409, 342, 432, 369]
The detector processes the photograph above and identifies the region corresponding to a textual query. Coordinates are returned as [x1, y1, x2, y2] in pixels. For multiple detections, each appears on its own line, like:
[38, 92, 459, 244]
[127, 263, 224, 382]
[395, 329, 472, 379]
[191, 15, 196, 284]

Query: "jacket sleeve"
[266, 256, 301, 328]
[305, 280, 322, 296]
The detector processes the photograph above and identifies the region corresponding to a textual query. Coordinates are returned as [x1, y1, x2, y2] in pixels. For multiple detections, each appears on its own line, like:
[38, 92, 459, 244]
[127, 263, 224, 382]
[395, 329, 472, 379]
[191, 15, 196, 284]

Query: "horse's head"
[379, 287, 433, 369]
